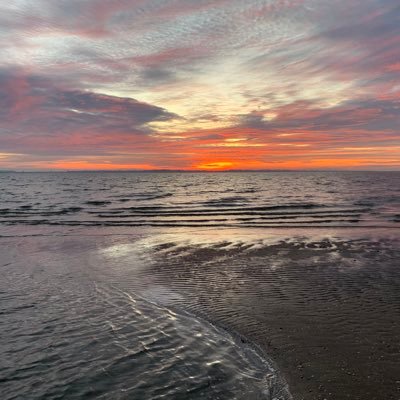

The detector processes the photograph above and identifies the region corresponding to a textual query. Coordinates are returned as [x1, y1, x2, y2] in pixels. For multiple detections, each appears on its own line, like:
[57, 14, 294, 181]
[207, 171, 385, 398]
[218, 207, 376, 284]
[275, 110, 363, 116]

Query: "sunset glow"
[196, 161, 235, 170]
[0, 1, 399, 170]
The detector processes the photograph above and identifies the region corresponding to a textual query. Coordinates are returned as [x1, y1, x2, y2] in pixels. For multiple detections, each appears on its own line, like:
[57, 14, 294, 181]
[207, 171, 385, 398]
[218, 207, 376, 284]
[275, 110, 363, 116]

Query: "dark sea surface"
[0, 171, 399, 228]
[0, 171, 399, 400]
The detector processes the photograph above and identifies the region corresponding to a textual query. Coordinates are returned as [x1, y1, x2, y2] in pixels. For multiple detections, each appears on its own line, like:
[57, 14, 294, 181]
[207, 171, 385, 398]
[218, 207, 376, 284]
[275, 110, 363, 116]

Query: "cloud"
[0, 68, 178, 154]
[0, 1, 399, 170]
[239, 98, 400, 133]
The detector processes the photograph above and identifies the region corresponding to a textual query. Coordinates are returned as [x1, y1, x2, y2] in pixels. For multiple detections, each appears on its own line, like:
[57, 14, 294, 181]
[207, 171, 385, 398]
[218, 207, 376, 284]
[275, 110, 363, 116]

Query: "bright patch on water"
[0, 239, 292, 400]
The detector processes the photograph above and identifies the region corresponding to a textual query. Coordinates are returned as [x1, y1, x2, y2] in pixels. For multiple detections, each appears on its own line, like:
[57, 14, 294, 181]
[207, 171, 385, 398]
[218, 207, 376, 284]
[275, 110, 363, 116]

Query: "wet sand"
[105, 228, 400, 400]
[1, 226, 399, 399]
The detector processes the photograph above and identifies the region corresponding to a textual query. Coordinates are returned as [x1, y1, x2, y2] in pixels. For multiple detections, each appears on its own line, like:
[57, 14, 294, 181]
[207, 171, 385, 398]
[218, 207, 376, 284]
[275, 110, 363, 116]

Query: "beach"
[1, 172, 399, 399]
[2, 0, 400, 397]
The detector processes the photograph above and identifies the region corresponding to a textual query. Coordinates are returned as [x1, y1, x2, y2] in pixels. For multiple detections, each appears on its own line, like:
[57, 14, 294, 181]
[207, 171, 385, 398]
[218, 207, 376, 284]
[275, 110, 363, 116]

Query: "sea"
[0, 171, 399, 400]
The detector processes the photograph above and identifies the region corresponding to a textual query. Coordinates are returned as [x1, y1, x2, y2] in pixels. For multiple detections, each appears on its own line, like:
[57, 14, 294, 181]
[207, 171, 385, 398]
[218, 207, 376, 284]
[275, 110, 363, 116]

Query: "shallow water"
[0, 234, 291, 400]
[1, 172, 399, 399]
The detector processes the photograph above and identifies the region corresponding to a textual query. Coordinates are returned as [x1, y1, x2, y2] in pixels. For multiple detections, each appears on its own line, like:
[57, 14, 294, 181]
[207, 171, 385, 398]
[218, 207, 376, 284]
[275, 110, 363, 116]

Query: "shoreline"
[1, 227, 399, 399]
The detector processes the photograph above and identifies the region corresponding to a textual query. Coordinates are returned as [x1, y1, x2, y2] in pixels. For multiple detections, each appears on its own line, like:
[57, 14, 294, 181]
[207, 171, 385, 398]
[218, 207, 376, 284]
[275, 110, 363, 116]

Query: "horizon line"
[1, 168, 399, 173]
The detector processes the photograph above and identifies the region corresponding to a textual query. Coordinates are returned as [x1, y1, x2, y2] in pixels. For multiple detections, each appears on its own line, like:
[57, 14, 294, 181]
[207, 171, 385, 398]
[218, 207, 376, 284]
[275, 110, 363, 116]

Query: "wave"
[85, 200, 112, 206]
[0, 171, 399, 229]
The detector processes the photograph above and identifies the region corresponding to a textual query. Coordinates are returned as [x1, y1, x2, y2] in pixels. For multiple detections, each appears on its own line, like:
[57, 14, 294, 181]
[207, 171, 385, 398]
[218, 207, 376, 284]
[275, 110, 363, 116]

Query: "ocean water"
[0, 171, 399, 228]
[0, 171, 399, 400]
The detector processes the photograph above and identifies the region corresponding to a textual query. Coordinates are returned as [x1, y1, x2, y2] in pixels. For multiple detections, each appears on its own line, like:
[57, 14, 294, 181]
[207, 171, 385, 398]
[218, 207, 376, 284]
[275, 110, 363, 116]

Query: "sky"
[0, 0, 399, 171]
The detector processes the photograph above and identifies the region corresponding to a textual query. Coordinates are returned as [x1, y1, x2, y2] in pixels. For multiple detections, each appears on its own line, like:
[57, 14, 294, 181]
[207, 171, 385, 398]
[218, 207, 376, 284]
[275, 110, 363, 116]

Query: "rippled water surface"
[0, 172, 399, 400]
[0, 171, 399, 228]
[1, 236, 290, 399]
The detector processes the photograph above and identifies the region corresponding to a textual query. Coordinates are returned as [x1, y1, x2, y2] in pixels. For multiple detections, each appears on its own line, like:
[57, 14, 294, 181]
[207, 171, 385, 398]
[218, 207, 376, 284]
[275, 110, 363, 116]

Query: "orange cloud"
[1, 0, 399, 172]
[48, 160, 158, 170]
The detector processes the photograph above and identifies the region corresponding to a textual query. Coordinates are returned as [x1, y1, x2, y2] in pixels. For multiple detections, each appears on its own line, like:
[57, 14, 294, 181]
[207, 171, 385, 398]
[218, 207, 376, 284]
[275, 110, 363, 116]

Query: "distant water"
[1, 172, 399, 400]
[0, 171, 399, 228]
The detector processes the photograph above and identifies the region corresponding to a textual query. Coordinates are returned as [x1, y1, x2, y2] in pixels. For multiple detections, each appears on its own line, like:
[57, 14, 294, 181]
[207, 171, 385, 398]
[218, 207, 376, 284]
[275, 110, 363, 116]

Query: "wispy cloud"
[0, 0, 399, 169]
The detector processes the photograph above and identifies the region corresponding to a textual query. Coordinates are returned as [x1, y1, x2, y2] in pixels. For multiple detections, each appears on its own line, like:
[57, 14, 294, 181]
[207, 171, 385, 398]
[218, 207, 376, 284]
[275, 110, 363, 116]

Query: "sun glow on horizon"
[195, 161, 235, 170]
[0, 1, 398, 171]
